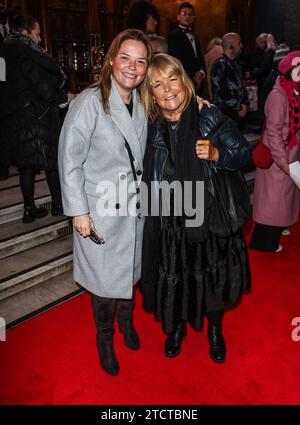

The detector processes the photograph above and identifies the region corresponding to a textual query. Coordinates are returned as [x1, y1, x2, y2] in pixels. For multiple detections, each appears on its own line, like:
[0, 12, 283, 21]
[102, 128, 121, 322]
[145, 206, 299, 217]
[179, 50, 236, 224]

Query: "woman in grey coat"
[58, 30, 152, 376]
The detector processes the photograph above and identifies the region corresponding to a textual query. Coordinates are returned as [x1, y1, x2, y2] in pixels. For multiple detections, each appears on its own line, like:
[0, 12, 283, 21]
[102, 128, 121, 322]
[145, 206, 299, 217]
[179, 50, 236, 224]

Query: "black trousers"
[19, 168, 62, 208]
[249, 223, 284, 251]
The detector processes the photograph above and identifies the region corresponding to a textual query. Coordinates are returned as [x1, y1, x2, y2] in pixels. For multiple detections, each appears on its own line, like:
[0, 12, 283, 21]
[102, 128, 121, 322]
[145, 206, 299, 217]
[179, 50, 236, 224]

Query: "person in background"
[140, 54, 251, 364]
[147, 33, 168, 55]
[249, 51, 300, 252]
[246, 33, 277, 126]
[204, 37, 223, 100]
[59, 29, 152, 376]
[126, 0, 159, 34]
[211, 32, 248, 128]
[0, 7, 8, 46]
[260, 43, 290, 110]
[167, 2, 206, 94]
[0, 14, 75, 222]
[248, 33, 277, 91]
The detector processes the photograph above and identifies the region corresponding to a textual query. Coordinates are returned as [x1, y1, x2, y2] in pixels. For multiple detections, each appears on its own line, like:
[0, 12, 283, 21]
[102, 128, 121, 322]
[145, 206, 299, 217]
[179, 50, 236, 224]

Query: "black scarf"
[9, 30, 48, 54]
[163, 99, 211, 242]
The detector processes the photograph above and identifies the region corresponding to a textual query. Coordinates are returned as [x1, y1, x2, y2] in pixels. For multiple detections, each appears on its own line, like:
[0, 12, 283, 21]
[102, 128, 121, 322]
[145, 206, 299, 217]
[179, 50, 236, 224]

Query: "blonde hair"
[93, 29, 152, 114]
[141, 53, 195, 123]
[206, 37, 222, 53]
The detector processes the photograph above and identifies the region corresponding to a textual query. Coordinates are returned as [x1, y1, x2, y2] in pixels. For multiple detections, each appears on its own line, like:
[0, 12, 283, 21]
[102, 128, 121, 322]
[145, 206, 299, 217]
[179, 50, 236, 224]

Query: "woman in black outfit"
[0, 15, 71, 222]
[140, 54, 251, 363]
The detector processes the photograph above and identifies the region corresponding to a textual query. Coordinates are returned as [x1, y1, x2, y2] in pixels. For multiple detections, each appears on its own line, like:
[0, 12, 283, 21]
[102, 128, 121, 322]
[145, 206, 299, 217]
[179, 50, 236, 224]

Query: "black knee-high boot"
[92, 295, 119, 376]
[45, 170, 63, 215]
[20, 169, 48, 223]
[116, 298, 140, 350]
[207, 310, 226, 363]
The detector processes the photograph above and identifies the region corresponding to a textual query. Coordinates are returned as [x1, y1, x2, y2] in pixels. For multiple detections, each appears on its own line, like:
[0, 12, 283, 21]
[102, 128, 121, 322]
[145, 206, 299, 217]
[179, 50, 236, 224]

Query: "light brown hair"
[94, 29, 152, 114]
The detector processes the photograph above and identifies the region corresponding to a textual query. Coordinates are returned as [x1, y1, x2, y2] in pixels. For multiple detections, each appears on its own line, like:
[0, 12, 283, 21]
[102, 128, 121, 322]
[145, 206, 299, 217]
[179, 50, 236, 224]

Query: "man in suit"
[167, 2, 205, 93]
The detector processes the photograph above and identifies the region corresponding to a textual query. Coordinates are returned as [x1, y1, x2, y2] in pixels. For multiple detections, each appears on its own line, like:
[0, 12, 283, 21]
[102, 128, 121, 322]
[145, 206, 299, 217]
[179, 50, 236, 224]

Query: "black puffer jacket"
[198, 104, 250, 169]
[0, 37, 67, 170]
[146, 103, 251, 186]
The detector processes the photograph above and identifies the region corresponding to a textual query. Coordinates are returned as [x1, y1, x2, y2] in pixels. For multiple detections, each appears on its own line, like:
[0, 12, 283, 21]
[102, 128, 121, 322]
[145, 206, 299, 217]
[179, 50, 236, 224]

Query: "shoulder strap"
[124, 138, 138, 183]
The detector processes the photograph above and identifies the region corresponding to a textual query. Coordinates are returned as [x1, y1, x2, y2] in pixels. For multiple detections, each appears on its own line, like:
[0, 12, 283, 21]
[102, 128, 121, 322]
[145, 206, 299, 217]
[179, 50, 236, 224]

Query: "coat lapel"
[110, 78, 146, 170]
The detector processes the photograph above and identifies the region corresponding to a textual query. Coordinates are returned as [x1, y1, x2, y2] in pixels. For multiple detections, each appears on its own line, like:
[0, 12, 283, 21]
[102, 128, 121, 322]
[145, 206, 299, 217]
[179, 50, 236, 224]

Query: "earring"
[153, 98, 156, 104]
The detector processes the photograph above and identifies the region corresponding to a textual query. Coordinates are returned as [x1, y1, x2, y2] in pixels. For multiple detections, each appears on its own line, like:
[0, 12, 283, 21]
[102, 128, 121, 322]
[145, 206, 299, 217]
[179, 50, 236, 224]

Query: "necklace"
[169, 120, 181, 130]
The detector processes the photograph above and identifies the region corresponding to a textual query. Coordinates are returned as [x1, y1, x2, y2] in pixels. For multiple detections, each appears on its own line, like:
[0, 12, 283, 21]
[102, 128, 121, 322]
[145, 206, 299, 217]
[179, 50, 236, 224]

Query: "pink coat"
[253, 77, 300, 227]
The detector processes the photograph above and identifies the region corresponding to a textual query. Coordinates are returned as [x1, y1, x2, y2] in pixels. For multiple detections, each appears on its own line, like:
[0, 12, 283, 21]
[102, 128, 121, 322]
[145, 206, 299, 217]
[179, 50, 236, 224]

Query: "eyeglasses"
[179, 12, 195, 17]
[89, 228, 105, 245]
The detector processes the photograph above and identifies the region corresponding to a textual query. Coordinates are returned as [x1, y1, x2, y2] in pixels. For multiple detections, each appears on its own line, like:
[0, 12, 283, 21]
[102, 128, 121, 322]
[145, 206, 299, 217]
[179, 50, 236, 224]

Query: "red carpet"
[1, 221, 300, 405]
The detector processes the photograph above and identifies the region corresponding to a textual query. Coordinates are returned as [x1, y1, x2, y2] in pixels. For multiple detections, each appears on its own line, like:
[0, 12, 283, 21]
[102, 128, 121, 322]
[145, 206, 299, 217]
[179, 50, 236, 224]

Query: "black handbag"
[207, 166, 251, 236]
[204, 118, 251, 237]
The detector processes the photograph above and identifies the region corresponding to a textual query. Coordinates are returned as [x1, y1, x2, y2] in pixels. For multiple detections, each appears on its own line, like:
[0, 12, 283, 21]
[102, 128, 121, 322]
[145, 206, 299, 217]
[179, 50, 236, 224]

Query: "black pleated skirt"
[155, 223, 251, 334]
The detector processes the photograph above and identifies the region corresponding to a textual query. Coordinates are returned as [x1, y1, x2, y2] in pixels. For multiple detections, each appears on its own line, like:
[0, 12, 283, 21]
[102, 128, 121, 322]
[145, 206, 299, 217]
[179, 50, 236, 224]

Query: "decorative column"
[88, 0, 105, 82]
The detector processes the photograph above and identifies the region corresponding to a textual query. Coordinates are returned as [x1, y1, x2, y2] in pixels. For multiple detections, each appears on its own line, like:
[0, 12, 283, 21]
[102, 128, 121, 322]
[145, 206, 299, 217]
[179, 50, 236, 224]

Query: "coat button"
[136, 170, 142, 176]
[137, 213, 142, 219]
[115, 203, 121, 209]
[136, 188, 140, 194]
[120, 173, 127, 180]
[136, 201, 140, 209]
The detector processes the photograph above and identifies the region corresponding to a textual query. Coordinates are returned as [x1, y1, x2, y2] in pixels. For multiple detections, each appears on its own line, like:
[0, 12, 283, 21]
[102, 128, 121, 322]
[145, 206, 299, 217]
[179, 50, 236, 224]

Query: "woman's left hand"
[196, 139, 219, 162]
[196, 96, 212, 110]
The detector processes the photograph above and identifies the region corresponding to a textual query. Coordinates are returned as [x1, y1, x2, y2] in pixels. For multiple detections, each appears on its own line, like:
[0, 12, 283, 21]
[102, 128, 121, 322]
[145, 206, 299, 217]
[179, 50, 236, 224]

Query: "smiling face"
[110, 39, 148, 101]
[150, 69, 186, 120]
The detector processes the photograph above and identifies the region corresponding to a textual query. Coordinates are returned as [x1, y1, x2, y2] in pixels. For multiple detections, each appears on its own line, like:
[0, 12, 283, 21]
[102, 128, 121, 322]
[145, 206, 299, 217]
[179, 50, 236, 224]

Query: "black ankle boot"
[117, 298, 140, 350]
[164, 322, 186, 358]
[118, 319, 140, 350]
[207, 311, 226, 363]
[23, 206, 48, 223]
[97, 336, 120, 376]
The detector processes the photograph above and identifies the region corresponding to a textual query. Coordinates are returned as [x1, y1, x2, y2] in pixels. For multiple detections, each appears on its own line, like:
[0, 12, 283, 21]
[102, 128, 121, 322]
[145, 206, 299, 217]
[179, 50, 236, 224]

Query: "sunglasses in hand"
[89, 228, 105, 245]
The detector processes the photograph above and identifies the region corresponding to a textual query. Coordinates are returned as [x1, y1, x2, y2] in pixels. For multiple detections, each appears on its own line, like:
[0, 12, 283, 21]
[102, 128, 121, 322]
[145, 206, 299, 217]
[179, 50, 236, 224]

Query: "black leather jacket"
[150, 104, 251, 183]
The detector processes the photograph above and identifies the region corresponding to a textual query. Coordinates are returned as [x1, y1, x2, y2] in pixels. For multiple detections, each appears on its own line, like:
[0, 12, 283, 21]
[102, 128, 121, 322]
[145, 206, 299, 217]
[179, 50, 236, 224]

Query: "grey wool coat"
[58, 78, 147, 299]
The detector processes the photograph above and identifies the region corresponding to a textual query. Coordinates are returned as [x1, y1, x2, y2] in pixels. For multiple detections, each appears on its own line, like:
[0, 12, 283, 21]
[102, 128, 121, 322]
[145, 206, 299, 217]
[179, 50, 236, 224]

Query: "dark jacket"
[0, 37, 67, 170]
[141, 102, 250, 311]
[211, 53, 248, 112]
[145, 104, 250, 184]
[251, 47, 275, 89]
[167, 26, 205, 80]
